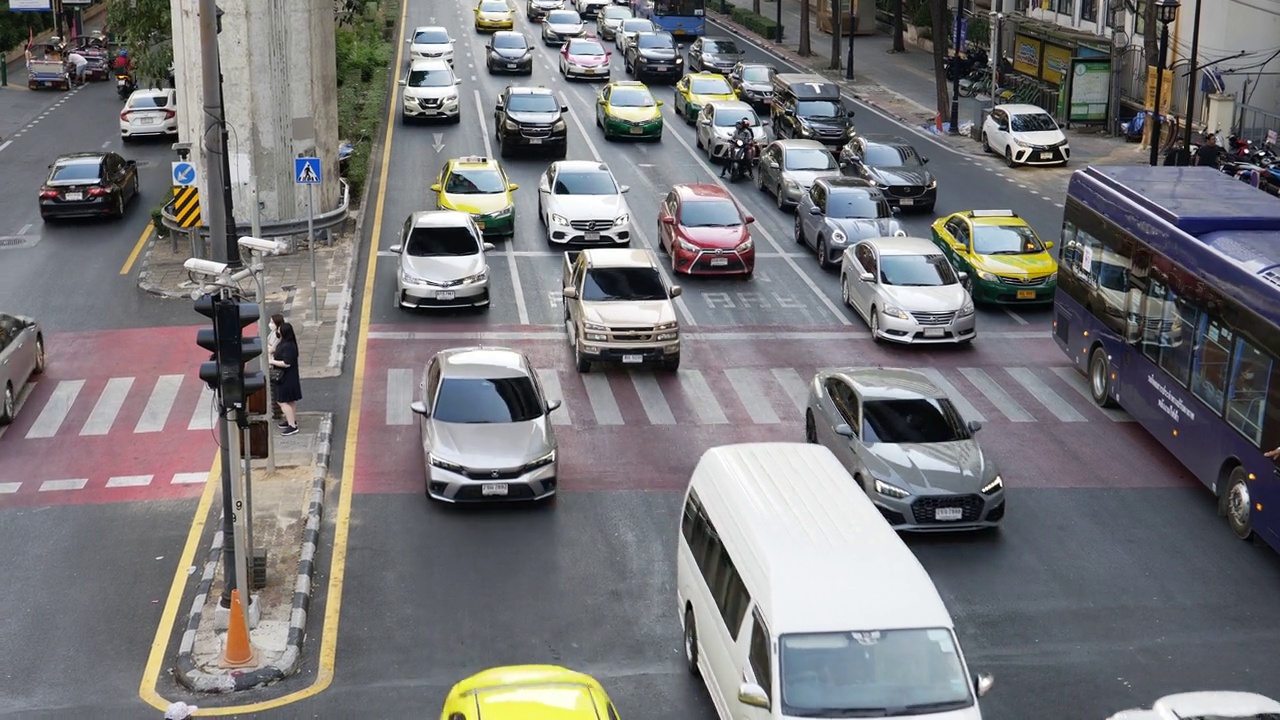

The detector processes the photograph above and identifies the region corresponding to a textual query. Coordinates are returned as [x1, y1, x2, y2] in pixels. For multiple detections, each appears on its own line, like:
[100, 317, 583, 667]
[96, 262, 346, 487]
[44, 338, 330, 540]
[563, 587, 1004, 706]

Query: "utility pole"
[948, 0, 964, 135]
[1181, 0, 1202, 154]
[197, 0, 240, 268]
[830, 0, 842, 71]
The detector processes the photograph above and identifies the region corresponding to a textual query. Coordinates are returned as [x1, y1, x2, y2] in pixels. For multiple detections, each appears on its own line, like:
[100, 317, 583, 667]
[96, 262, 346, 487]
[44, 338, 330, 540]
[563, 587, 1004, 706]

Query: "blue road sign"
[295, 157, 322, 185]
[172, 161, 198, 187]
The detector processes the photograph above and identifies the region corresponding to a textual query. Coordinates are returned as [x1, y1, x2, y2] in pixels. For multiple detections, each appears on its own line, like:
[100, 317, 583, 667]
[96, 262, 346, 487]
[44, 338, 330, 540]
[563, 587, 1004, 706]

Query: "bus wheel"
[1223, 467, 1254, 541]
[683, 606, 700, 676]
[1088, 346, 1117, 408]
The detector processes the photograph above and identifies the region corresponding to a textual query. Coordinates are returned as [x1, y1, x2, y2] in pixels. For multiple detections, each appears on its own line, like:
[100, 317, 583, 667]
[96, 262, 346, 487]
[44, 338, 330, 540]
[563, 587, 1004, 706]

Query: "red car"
[559, 38, 611, 80]
[657, 183, 756, 276]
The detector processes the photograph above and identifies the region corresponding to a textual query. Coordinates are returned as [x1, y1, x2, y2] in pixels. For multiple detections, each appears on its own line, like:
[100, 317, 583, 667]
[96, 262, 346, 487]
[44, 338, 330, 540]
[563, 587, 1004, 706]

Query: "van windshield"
[779, 629, 974, 716]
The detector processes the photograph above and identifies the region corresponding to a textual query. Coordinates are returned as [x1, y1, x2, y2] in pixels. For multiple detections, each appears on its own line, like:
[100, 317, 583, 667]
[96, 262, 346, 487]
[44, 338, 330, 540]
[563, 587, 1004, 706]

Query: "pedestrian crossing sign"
[294, 157, 321, 185]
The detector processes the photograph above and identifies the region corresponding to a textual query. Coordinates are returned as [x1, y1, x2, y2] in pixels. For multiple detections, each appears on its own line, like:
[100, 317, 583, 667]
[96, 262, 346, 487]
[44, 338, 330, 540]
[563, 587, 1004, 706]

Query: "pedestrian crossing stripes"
[379, 365, 1136, 428]
[0, 374, 216, 442]
[0, 471, 212, 496]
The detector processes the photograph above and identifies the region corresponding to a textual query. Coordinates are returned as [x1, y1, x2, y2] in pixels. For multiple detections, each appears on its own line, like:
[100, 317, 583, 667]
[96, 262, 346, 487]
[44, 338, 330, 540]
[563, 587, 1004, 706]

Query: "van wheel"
[1088, 346, 1116, 408]
[804, 411, 817, 443]
[1222, 466, 1253, 541]
[683, 607, 700, 676]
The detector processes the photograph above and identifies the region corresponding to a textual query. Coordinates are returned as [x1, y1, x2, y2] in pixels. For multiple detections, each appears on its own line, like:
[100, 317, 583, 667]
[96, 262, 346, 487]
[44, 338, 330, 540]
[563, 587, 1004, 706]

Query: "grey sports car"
[804, 367, 1005, 531]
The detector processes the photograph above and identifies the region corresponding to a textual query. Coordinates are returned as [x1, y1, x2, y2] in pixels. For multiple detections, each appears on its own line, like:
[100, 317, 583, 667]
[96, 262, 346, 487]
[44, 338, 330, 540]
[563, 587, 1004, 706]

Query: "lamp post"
[1148, 0, 1180, 166]
[948, 0, 965, 135]
[1180, 0, 1202, 157]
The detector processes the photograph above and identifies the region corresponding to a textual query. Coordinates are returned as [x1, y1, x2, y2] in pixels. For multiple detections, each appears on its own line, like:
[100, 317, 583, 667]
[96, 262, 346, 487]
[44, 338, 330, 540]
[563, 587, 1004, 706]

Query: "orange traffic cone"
[220, 589, 257, 668]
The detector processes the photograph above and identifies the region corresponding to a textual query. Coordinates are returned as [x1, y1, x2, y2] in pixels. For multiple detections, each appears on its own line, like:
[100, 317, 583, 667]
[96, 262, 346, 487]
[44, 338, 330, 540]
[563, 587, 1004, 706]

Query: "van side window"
[682, 492, 752, 640]
[748, 610, 772, 703]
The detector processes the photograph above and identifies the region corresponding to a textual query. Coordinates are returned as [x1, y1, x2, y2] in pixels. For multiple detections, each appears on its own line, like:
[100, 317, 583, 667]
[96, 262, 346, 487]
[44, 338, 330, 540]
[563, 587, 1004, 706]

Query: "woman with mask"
[267, 314, 285, 421]
[268, 322, 302, 436]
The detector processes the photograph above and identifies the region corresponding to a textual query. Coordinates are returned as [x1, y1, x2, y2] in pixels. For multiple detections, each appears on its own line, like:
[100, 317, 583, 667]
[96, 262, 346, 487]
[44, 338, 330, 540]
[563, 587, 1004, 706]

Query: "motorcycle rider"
[720, 117, 755, 179]
[112, 49, 131, 74]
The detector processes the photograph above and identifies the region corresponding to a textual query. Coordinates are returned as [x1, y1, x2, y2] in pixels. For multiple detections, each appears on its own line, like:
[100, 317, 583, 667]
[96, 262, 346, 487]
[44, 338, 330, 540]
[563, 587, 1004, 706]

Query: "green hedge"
[722, 2, 782, 41]
[334, 0, 394, 202]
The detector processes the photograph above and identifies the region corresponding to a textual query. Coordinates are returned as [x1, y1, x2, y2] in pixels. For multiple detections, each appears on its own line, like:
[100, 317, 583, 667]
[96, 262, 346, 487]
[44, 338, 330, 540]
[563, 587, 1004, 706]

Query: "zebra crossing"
[0, 373, 218, 442]
[378, 363, 1134, 428]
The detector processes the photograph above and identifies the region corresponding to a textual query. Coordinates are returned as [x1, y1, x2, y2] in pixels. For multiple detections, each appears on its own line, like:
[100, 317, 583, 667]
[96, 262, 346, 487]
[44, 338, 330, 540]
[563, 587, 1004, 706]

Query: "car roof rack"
[965, 209, 1018, 218]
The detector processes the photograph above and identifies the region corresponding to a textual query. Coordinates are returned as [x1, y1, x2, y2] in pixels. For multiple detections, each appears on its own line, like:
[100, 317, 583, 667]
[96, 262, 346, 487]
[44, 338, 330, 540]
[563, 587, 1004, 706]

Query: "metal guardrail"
[161, 178, 351, 240]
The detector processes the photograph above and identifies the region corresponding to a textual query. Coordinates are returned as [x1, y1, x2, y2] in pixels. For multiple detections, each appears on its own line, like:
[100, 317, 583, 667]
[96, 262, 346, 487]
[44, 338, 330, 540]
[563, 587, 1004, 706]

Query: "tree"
[892, 0, 905, 53]
[798, 0, 811, 56]
[829, 0, 840, 70]
[929, 0, 950, 127]
[104, 0, 172, 86]
[752, 0, 760, 17]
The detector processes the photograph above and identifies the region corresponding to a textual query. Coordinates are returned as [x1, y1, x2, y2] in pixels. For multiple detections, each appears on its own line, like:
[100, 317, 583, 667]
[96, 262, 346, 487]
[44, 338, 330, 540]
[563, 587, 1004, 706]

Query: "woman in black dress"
[269, 322, 302, 436]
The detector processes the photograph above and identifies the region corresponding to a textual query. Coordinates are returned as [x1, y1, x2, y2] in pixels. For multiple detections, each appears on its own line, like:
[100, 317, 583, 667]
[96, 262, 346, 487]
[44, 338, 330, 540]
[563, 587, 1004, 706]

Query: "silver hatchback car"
[391, 210, 494, 309]
[805, 367, 1005, 531]
[410, 347, 561, 502]
[839, 236, 976, 345]
[0, 313, 46, 425]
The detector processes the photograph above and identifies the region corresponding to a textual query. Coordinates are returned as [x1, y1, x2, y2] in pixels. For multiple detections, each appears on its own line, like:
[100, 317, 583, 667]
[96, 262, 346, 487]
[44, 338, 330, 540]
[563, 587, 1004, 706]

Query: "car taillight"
[40, 188, 59, 198]
[163, 110, 176, 119]
[120, 110, 131, 121]
[87, 186, 110, 196]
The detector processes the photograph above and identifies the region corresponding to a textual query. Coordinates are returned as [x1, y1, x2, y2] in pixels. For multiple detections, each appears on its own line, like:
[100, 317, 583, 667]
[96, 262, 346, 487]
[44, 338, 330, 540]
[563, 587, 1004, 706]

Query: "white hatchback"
[981, 103, 1070, 167]
[120, 89, 178, 141]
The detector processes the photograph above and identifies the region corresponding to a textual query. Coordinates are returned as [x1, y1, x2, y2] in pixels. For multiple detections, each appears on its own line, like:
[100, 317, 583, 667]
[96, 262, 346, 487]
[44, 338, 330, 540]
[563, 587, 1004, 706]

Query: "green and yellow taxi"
[473, 0, 515, 32]
[439, 665, 623, 720]
[432, 156, 518, 238]
[672, 72, 736, 124]
[596, 80, 664, 141]
[930, 209, 1058, 304]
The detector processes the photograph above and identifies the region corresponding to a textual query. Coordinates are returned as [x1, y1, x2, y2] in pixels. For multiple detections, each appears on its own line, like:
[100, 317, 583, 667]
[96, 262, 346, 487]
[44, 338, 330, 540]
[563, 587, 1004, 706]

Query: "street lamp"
[947, 0, 965, 135]
[1148, 0, 1180, 166]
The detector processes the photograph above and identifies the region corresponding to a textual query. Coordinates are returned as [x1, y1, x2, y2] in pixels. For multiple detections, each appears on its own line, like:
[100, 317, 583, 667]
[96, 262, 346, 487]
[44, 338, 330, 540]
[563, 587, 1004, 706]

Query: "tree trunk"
[930, 0, 950, 124]
[799, 0, 811, 56]
[753, 0, 761, 16]
[829, 0, 841, 70]
[892, 0, 905, 53]
[1142, 0, 1158, 65]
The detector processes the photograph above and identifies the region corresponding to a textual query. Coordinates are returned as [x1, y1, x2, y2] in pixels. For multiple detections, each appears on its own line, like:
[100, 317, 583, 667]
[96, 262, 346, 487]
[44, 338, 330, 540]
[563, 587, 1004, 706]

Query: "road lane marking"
[725, 367, 780, 424]
[475, 89, 494, 158]
[0, 483, 20, 494]
[134, 374, 183, 433]
[120, 223, 155, 275]
[366, 329, 1053, 341]
[678, 369, 729, 424]
[106, 474, 153, 488]
[25, 379, 84, 439]
[582, 374, 624, 425]
[505, 248, 531, 324]
[771, 367, 809, 414]
[630, 371, 676, 425]
[0, 140, 12, 154]
[959, 367, 1034, 422]
[385, 368, 415, 425]
[39, 478, 88, 492]
[912, 367, 986, 423]
[1049, 367, 1134, 422]
[1004, 308, 1029, 325]
[1006, 367, 1087, 422]
[187, 386, 216, 431]
[80, 377, 134, 436]
[170, 472, 211, 485]
[537, 369, 573, 425]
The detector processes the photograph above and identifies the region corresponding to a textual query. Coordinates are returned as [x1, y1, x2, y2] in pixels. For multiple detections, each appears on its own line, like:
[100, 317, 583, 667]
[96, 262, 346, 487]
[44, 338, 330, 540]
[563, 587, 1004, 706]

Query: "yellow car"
[672, 72, 736, 124]
[439, 665, 623, 720]
[432, 156, 518, 238]
[930, 209, 1058, 304]
[474, 0, 515, 32]
[596, 80, 664, 141]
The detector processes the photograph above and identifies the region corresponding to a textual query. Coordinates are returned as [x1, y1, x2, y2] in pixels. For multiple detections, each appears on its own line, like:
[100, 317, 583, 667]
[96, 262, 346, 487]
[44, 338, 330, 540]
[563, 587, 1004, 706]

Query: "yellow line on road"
[136, 0, 408, 711]
[120, 222, 154, 275]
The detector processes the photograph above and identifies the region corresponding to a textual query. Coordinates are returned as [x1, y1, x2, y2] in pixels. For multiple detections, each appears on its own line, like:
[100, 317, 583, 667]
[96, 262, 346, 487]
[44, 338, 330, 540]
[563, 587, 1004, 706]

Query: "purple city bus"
[1053, 166, 1280, 550]
[631, 0, 706, 37]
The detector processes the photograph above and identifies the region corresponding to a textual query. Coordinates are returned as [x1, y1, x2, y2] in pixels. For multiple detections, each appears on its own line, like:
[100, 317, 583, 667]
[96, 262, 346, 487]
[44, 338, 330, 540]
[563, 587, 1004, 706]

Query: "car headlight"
[1046, 271, 1058, 283]
[736, 238, 753, 251]
[701, 53, 712, 62]
[553, 119, 567, 131]
[675, 56, 684, 65]
[927, 179, 938, 189]
[401, 268, 423, 284]
[977, 270, 998, 282]
[798, 125, 813, 137]
[550, 213, 569, 225]
[881, 304, 910, 320]
[613, 213, 629, 227]
[866, 177, 883, 187]
[429, 454, 465, 474]
[465, 270, 488, 283]
[831, 229, 848, 244]
[444, 94, 459, 105]
[981, 475, 1003, 495]
[875, 478, 910, 499]
[491, 205, 514, 218]
[504, 120, 520, 131]
[655, 321, 678, 331]
[845, 126, 858, 136]
[584, 322, 609, 333]
[677, 239, 698, 252]
[783, 178, 799, 190]
[525, 450, 556, 470]
[958, 300, 975, 317]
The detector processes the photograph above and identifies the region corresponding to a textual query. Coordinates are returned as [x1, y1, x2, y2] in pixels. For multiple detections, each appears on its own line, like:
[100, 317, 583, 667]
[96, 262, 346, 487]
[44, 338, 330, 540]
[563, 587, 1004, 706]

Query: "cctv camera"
[238, 236, 284, 255]
[184, 258, 230, 276]
[173, 142, 193, 160]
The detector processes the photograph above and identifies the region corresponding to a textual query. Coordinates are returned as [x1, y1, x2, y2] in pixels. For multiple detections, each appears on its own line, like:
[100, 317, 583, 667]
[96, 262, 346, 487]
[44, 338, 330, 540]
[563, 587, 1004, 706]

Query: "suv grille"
[886, 185, 925, 197]
[611, 327, 657, 342]
[419, 98, 442, 108]
[910, 311, 956, 325]
[520, 125, 553, 138]
[911, 494, 984, 524]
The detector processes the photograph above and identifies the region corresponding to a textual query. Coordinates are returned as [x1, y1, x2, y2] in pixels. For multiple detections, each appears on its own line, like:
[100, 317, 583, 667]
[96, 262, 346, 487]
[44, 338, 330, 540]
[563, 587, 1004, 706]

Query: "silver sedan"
[839, 236, 976, 345]
[410, 347, 562, 503]
[694, 100, 766, 163]
[0, 313, 46, 424]
[390, 210, 494, 309]
[804, 367, 1005, 531]
[755, 139, 841, 211]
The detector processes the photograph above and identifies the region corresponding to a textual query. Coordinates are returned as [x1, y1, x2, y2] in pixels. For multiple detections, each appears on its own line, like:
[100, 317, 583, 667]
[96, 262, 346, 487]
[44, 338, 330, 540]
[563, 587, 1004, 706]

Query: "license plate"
[507, 63, 518, 69]
[710, 257, 729, 266]
[65, 192, 83, 201]
[529, 137, 543, 144]
[899, 198, 914, 206]
[584, 231, 601, 241]
[1016, 290, 1036, 300]
[629, 127, 643, 134]
[437, 290, 456, 300]
[924, 327, 945, 337]
[1039, 152, 1053, 160]
[622, 354, 643, 364]
[674, 29, 686, 34]
[139, 117, 157, 124]
[652, 65, 668, 71]
[482, 483, 509, 496]
[935, 507, 964, 521]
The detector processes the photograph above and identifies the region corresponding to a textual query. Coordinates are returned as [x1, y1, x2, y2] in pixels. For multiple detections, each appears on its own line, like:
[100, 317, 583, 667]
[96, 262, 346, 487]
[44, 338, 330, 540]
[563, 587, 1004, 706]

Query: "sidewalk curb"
[135, 228, 198, 300]
[173, 413, 333, 694]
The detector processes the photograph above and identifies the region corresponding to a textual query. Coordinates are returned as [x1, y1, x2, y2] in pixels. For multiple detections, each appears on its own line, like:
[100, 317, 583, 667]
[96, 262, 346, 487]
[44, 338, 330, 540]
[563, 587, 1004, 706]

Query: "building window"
[1133, 0, 1148, 36]
[1056, 0, 1074, 15]
[1081, 0, 1098, 22]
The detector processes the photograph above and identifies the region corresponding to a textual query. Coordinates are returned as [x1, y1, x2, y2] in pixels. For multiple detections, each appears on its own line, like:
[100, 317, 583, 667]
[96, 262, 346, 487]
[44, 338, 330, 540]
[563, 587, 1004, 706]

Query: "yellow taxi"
[432, 156, 518, 238]
[596, 81, 664, 141]
[474, 0, 515, 32]
[929, 209, 1058, 304]
[672, 72, 736, 124]
[439, 665, 623, 720]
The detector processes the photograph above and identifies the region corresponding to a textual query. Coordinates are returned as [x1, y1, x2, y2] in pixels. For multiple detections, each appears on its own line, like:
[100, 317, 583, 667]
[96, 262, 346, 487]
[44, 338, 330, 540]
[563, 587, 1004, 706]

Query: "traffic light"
[194, 295, 266, 409]
[195, 294, 224, 392]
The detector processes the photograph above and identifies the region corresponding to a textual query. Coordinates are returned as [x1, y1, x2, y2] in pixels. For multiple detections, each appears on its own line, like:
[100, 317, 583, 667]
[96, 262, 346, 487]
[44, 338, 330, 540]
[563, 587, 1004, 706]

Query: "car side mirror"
[968, 420, 983, 433]
[847, 109, 856, 117]
[656, 99, 664, 106]
[496, 98, 505, 109]
[975, 673, 994, 698]
[998, 123, 1008, 131]
[430, 183, 442, 192]
[482, 242, 496, 252]
[561, 104, 569, 112]
[598, 97, 606, 105]
[670, 285, 682, 298]
[761, 119, 770, 126]
[922, 156, 930, 164]
[454, 78, 462, 85]
[405, 38, 412, 43]
[957, 271, 969, 281]
[738, 683, 769, 709]
[508, 183, 519, 191]
[547, 399, 563, 412]
[744, 215, 755, 224]
[891, 206, 901, 214]
[808, 206, 822, 215]
[410, 401, 430, 417]
[620, 185, 630, 193]
[389, 244, 403, 253]
[677, 43, 685, 51]
[562, 287, 579, 299]
[660, 216, 676, 224]
[1045, 240, 1055, 249]
[606, 51, 612, 56]
[859, 271, 874, 283]
[398, 78, 407, 86]
[834, 423, 855, 438]
[951, 242, 965, 251]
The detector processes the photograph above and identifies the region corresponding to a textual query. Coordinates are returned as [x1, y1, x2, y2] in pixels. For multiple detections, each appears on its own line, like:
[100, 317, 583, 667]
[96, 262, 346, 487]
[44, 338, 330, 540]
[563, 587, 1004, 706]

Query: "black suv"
[624, 31, 683, 83]
[493, 85, 569, 158]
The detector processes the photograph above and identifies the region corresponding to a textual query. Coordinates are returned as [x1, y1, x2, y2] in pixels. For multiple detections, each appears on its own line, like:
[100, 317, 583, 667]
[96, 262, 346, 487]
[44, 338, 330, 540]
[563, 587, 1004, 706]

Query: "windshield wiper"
[900, 699, 972, 715]
[988, 250, 1025, 255]
[788, 708, 891, 718]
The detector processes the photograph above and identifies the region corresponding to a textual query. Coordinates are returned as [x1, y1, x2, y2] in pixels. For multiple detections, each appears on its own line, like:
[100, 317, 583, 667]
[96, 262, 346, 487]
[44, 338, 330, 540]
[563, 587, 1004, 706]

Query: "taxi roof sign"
[456, 155, 490, 164]
[966, 209, 1018, 218]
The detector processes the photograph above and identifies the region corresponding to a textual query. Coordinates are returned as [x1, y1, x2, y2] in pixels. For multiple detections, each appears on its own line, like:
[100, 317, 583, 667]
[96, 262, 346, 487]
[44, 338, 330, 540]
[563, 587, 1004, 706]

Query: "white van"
[676, 442, 993, 720]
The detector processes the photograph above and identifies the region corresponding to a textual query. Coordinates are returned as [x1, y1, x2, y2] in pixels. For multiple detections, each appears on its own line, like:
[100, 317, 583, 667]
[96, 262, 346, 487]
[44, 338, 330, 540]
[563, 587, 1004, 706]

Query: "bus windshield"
[652, 0, 702, 15]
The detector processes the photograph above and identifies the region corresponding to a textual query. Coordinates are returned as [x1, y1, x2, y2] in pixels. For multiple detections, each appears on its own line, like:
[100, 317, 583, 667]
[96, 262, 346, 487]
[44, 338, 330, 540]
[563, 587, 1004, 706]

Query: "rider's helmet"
[119, 49, 128, 58]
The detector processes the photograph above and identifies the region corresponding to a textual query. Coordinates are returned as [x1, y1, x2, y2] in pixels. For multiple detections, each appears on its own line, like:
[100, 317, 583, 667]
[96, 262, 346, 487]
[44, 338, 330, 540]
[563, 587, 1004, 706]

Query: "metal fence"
[1237, 104, 1280, 146]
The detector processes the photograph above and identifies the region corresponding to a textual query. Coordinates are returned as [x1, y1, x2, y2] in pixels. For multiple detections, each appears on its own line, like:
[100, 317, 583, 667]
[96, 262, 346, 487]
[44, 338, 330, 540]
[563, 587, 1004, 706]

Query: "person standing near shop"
[269, 322, 302, 436]
[266, 313, 285, 421]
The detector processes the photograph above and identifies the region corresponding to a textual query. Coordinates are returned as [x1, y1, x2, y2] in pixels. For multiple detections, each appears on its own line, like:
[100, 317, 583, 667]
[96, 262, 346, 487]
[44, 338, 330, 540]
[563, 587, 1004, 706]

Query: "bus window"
[1141, 279, 1170, 363]
[1158, 287, 1198, 386]
[1190, 316, 1235, 415]
[1226, 338, 1272, 445]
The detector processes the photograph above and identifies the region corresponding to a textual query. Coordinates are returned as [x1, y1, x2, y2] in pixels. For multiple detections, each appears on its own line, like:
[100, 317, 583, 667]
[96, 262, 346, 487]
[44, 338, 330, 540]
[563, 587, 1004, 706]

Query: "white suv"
[537, 161, 633, 246]
[400, 60, 461, 123]
[981, 103, 1070, 168]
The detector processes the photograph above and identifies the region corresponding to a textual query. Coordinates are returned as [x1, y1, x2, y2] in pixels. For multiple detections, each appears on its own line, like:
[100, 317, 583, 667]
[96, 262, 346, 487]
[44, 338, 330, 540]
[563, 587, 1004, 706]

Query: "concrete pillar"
[170, 0, 340, 231]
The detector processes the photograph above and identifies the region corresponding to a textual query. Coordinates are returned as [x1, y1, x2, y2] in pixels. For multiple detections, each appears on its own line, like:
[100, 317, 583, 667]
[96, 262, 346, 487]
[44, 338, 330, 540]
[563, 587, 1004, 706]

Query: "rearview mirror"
[738, 683, 769, 709]
[744, 215, 755, 224]
[454, 78, 462, 85]
[834, 423, 855, 438]
[410, 401, 430, 417]
[656, 99, 664, 106]
[482, 242, 496, 252]
[562, 287, 578, 299]
[859, 271, 874, 282]
[660, 216, 676, 224]
[670, 285, 683, 298]
[508, 183, 519, 191]
[547, 399, 563, 412]
[398, 78, 406, 86]
[808, 205, 822, 215]
[389, 244, 403, 253]
[1045, 240, 1055, 249]
[430, 183, 442, 192]
[975, 673, 995, 698]
[922, 156, 930, 164]
[561, 104, 569, 112]
[620, 185, 631, 193]
[968, 420, 983, 433]
[957, 271, 969, 281]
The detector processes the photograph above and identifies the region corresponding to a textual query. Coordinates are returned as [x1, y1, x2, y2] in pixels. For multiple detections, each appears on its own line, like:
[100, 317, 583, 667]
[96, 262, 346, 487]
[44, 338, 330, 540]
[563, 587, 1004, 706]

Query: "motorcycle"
[726, 138, 755, 183]
[116, 73, 136, 99]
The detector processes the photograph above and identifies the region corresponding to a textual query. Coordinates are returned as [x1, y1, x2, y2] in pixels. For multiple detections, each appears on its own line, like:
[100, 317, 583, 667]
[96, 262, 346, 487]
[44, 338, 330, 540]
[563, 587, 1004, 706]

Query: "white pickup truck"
[562, 249, 682, 372]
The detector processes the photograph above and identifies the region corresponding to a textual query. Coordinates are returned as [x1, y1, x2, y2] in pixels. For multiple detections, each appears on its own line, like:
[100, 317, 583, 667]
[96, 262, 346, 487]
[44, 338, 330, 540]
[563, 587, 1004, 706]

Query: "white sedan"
[119, 89, 178, 141]
[695, 99, 766, 162]
[536, 161, 633, 246]
[406, 25, 454, 65]
[981, 103, 1070, 168]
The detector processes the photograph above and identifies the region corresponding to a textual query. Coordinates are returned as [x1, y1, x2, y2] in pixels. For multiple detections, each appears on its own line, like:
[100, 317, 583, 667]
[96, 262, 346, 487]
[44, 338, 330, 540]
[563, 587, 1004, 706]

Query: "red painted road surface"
[0, 327, 218, 509]
[354, 324, 1193, 496]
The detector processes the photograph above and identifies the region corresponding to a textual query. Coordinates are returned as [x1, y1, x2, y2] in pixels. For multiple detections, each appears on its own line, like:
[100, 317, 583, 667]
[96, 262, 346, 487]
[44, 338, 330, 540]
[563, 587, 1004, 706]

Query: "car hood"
[548, 193, 627, 220]
[879, 283, 968, 313]
[402, 253, 484, 283]
[637, 47, 677, 60]
[829, 217, 902, 239]
[566, 53, 608, 66]
[478, 11, 512, 19]
[972, 252, 1056, 276]
[506, 110, 559, 124]
[798, 116, 850, 133]
[783, 168, 841, 188]
[547, 21, 585, 32]
[429, 418, 552, 468]
[531, 0, 562, 7]
[688, 91, 737, 105]
[600, 17, 625, 28]
[606, 105, 661, 122]
[866, 440, 992, 494]
[867, 165, 934, 187]
[404, 86, 457, 99]
[492, 47, 530, 58]
[442, 193, 511, 214]
[680, 224, 748, 249]
[739, 81, 771, 93]
[700, 52, 743, 66]
[1011, 129, 1067, 146]
[580, 300, 675, 326]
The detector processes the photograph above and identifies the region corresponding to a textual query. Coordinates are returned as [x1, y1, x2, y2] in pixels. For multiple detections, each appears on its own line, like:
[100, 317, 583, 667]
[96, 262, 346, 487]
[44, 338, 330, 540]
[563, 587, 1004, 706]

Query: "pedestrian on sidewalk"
[267, 313, 286, 421]
[164, 701, 198, 719]
[66, 51, 89, 85]
[269, 322, 302, 437]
